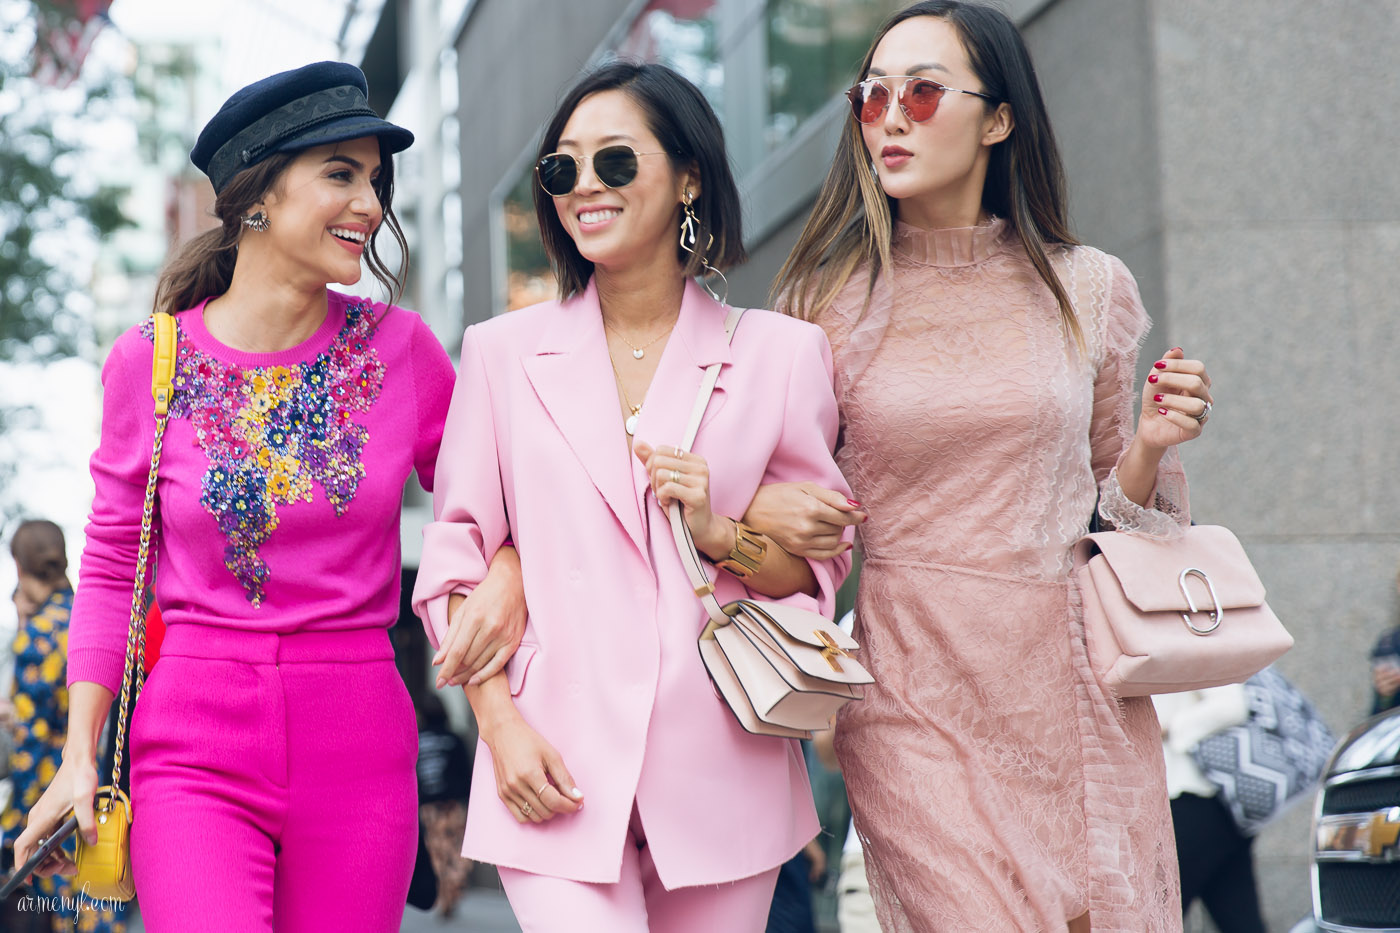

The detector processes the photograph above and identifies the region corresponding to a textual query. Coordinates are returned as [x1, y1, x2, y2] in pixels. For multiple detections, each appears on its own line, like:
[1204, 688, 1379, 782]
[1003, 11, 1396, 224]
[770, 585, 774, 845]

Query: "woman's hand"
[433, 546, 527, 689]
[743, 482, 863, 560]
[1136, 347, 1213, 450]
[480, 715, 583, 824]
[1373, 660, 1400, 699]
[634, 441, 733, 560]
[12, 750, 101, 878]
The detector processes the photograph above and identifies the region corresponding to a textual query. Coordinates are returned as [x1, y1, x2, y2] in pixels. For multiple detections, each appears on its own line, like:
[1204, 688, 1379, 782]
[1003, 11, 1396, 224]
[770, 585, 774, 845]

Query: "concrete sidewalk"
[400, 888, 520, 933]
[116, 889, 521, 933]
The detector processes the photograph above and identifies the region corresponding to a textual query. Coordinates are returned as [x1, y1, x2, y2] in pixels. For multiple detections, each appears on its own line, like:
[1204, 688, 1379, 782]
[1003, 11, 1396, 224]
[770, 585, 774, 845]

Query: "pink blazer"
[413, 279, 853, 888]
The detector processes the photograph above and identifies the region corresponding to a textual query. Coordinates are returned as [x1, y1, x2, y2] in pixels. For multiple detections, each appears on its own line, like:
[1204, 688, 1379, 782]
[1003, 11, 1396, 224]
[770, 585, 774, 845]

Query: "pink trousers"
[498, 803, 780, 932]
[129, 624, 418, 932]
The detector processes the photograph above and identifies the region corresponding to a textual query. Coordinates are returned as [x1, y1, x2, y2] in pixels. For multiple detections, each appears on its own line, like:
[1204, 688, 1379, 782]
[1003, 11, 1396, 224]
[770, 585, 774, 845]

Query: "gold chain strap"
[106, 414, 163, 800]
[105, 311, 175, 806]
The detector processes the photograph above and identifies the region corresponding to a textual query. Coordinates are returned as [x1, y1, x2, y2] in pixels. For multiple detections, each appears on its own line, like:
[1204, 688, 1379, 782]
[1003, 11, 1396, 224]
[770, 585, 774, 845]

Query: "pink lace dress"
[827, 219, 1187, 932]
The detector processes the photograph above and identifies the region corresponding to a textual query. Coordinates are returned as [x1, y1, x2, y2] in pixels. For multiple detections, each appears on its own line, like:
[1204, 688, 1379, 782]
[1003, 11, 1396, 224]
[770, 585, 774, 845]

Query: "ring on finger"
[520, 801, 533, 817]
[1193, 400, 1212, 424]
[535, 782, 550, 797]
[670, 468, 681, 485]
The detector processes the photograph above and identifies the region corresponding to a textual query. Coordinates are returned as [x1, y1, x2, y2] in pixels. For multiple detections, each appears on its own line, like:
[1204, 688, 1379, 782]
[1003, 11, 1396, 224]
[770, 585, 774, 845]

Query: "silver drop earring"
[678, 190, 728, 306]
[242, 210, 270, 233]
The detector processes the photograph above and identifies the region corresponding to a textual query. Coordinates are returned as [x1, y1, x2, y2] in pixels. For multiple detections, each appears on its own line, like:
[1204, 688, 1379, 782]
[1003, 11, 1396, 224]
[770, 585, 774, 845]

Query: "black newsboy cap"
[191, 61, 414, 194]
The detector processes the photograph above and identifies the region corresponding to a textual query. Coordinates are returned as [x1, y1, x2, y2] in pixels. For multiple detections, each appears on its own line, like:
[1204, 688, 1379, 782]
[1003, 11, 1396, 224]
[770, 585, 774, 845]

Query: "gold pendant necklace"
[604, 318, 673, 360]
[607, 349, 643, 436]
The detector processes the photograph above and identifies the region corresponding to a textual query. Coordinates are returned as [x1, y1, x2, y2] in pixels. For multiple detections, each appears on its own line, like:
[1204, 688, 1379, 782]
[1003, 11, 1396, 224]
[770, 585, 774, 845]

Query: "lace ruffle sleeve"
[1090, 254, 1189, 537]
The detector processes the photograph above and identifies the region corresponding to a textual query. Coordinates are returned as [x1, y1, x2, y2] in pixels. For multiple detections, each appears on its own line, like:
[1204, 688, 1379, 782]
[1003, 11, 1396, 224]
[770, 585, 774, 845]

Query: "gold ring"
[535, 783, 550, 797]
[670, 469, 681, 485]
[520, 801, 533, 816]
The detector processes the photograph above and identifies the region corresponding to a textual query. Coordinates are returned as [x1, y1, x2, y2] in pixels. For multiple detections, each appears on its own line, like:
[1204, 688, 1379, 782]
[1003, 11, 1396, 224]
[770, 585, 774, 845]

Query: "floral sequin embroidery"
[142, 299, 385, 606]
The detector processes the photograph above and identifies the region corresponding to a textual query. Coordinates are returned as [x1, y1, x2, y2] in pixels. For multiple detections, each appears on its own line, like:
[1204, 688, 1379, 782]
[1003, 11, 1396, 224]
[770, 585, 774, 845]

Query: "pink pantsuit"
[414, 279, 852, 927]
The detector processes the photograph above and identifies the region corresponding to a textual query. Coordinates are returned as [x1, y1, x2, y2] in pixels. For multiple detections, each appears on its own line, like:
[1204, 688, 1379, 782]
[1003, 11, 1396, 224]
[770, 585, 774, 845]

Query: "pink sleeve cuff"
[67, 647, 127, 696]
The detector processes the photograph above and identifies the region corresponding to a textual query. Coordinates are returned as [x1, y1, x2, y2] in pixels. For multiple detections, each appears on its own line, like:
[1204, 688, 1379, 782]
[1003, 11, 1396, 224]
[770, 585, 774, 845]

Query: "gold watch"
[715, 520, 768, 579]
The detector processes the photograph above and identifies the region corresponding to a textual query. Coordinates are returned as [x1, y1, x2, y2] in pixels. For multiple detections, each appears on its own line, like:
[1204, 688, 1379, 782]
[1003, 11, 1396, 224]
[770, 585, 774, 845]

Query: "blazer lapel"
[520, 281, 648, 558]
[628, 280, 734, 517]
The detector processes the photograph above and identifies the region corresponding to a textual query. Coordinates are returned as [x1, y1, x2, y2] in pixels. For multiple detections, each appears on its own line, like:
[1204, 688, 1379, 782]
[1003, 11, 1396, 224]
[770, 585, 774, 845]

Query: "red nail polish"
[1158, 407, 1169, 415]
[1171, 347, 1182, 353]
[847, 499, 862, 507]
[1153, 361, 1167, 369]
[1153, 394, 1163, 403]
[1148, 374, 1158, 384]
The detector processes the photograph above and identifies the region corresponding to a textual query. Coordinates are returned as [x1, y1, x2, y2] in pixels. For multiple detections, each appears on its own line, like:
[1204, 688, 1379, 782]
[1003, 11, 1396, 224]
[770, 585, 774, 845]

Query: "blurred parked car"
[1312, 706, 1400, 931]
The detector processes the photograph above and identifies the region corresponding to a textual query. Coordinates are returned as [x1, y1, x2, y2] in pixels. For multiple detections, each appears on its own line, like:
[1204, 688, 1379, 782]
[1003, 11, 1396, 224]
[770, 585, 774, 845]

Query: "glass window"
[765, 0, 904, 150]
[502, 166, 555, 312]
[615, 0, 722, 116]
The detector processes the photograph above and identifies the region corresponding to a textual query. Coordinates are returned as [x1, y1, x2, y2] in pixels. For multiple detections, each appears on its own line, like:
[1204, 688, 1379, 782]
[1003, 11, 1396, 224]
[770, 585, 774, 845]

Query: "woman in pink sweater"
[13, 62, 521, 932]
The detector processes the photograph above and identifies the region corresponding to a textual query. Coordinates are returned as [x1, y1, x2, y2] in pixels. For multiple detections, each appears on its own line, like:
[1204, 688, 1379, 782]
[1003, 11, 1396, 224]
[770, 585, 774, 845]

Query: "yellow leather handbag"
[73, 786, 135, 900]
[71, 310, 176, 902]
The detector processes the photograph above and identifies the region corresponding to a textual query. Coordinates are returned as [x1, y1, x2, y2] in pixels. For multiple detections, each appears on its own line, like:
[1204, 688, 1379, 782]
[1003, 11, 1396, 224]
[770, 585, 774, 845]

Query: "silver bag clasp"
[1179, 567, 1223, 635]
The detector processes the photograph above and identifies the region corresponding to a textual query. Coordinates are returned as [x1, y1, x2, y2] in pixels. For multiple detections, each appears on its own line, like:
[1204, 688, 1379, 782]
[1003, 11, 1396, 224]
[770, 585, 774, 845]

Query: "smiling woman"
[412, 62, 856, 933]
[9, 60, 531, 932]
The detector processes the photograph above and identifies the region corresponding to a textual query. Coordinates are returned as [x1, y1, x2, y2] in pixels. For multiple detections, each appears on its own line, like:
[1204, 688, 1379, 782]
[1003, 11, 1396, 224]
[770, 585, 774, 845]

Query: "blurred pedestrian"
[742, 3, 1213, 930]
[413, 61, 852, 932]
[1154, 685, 1266, 933]
[810, 613, 879, 933]
[1368, 563, 1400, 716]
[13, 62, 525, 932]
[415, 692, 473, 920]
[2, 520, 128, 932]
[766, 836, 826, 933]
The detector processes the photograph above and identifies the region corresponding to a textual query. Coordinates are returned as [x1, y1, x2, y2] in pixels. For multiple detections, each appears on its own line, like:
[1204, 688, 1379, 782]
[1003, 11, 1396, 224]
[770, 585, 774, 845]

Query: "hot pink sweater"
[68, 290, 454, 693]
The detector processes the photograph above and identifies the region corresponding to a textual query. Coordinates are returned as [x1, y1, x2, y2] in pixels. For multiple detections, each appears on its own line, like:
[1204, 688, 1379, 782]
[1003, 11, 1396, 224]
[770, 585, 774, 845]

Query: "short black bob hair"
[533, 61, 746, 300]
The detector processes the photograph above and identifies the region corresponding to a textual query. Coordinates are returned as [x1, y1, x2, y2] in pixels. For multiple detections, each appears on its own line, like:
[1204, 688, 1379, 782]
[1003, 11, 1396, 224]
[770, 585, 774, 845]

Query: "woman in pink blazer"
[412, 63, 852, 931]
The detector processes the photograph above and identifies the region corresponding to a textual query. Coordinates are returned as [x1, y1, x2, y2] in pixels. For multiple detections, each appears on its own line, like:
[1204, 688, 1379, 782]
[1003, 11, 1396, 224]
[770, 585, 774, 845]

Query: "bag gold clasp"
[814, 630, 850, 673]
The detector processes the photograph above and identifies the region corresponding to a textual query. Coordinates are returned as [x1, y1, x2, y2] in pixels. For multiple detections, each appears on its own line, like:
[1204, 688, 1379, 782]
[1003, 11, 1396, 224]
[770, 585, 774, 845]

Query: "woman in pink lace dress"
[744, 3, 1214, 931]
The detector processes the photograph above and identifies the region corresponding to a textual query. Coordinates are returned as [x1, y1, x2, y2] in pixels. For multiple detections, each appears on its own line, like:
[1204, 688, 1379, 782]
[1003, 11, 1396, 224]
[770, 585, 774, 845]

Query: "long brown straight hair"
[771, 1, 1081, 347]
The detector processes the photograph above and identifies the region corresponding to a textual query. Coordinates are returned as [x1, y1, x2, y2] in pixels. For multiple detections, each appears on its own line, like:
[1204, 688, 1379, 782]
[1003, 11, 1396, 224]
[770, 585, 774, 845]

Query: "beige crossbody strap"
[108, 311, 175, 796]
[666, 308, 744, 624]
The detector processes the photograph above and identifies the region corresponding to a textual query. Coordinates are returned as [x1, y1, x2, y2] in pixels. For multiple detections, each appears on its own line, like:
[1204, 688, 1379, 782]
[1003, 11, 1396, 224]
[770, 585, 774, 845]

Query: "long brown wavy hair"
[770, 1, 1081, 347]
[153, 138, 409, 316]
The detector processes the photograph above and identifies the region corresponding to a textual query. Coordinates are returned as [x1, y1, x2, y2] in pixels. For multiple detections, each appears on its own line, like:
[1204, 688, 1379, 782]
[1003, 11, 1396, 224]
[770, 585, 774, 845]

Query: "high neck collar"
[892, 215, 1009, 267]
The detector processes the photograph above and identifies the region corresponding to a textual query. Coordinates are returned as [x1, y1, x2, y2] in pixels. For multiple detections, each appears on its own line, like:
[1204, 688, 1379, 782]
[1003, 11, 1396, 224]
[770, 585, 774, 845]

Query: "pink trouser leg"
[641, 863, 779, 933]
[129, 628, 418, 933]
[130, 655, 285, 932]
[498, 803, 780, 932]
[272, 656, 418, 930]
[499, 840, 651, 933]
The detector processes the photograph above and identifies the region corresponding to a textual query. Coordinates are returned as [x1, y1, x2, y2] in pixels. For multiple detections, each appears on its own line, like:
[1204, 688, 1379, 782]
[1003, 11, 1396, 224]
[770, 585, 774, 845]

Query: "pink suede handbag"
[666, 309, 873, 739]
[1074, 525, 1293, 697]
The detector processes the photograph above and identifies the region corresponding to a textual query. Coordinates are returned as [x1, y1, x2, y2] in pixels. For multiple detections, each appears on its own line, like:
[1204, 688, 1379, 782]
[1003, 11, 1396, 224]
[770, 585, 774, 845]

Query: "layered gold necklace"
[603, 315, 677, 435]
[607, 350, 644, 436]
